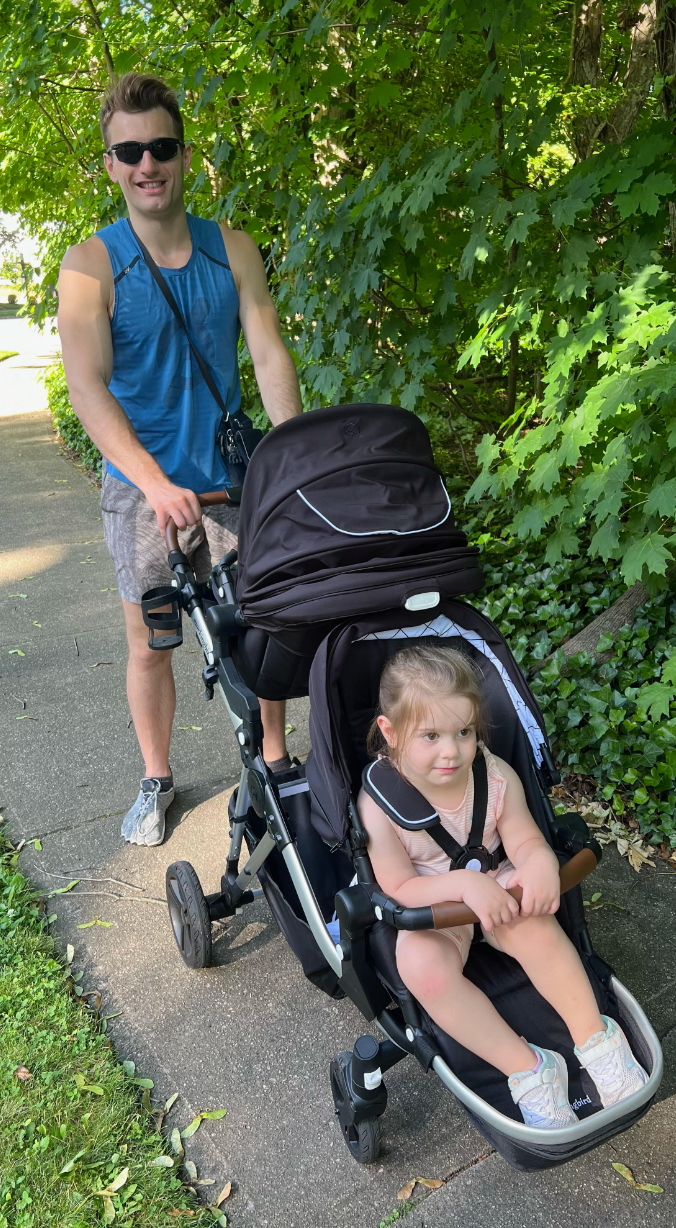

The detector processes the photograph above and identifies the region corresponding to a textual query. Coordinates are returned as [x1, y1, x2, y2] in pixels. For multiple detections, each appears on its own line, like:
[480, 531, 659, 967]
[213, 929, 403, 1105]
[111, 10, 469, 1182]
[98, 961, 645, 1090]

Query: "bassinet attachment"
[235, 404, 483, 633]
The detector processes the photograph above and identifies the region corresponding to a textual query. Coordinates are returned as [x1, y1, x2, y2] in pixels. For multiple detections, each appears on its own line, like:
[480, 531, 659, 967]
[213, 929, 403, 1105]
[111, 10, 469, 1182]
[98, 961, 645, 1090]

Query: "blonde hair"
[367, 644, 486, 763]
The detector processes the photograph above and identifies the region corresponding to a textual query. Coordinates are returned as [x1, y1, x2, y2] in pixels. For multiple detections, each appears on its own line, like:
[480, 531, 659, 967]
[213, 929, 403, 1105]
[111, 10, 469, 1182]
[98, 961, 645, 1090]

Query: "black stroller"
[144, 404, 662, 1172]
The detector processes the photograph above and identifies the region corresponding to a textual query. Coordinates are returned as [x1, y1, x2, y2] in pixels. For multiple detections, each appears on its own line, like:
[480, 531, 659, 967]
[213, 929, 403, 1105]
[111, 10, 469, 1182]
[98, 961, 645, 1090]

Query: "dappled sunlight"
[0, 541, 67, 588]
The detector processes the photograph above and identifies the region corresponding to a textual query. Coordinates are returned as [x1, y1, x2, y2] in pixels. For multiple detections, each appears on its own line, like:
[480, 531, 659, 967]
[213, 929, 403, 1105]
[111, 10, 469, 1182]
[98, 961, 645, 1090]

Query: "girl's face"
[378, 694, 478, 788]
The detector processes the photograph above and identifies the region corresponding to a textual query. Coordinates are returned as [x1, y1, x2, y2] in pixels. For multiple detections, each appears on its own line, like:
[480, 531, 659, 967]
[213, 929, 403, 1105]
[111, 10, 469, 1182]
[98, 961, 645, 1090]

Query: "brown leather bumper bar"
[429, 847, 598, 930]
[165, 490, 239, 553]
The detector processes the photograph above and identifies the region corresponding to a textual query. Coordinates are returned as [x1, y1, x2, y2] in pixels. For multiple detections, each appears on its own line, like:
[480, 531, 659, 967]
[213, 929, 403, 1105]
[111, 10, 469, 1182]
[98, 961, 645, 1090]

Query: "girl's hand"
[460, 873, 520, 932]
[505, 847, 560, 917]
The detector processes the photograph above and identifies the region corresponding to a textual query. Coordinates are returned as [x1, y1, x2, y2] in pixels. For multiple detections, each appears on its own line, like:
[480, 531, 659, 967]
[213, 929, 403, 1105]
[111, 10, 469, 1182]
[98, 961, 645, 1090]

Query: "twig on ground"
[56, 890, 167, 904]
[31, 867, 146, 890]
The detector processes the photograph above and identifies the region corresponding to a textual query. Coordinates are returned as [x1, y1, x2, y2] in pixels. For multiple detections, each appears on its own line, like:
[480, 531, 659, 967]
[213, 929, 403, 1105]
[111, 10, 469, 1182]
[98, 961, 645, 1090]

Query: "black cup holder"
[141, 585, 183, 650]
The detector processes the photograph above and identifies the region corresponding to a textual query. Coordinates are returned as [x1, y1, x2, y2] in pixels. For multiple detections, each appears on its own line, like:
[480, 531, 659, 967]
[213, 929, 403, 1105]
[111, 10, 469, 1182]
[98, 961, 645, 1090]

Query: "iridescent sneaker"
[122, 779, 175, 847]
[509, 1045, 578, 1129]
[574, 1016, 648, 1108]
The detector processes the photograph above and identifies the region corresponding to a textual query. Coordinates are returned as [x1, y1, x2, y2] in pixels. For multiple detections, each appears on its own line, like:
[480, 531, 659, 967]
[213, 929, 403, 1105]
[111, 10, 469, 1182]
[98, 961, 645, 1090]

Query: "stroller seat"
[303, 600, 662, 1169]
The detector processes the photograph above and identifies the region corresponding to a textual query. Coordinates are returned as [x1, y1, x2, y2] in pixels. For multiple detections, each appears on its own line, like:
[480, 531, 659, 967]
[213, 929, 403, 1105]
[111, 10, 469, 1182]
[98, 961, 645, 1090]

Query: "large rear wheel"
[166, 861, 212, 968]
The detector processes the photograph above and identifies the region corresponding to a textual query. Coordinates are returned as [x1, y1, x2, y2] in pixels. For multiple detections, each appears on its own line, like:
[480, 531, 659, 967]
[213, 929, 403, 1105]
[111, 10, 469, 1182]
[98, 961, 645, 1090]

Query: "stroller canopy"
[236, 404, 483, 632]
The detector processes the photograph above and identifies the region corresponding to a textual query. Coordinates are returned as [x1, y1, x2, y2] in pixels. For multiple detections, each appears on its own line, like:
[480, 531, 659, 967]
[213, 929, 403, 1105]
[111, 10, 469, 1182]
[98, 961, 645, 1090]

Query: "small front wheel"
[166, 861, 212, 968]
[330, 1051, 383, 1164]
[350, 1117, 382, 1164]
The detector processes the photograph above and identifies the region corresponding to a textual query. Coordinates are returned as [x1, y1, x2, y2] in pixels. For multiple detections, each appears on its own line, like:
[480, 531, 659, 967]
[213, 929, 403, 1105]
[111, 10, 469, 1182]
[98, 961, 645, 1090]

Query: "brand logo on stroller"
[571, 1096, 592, 1110]
[343, 419, 361, 439]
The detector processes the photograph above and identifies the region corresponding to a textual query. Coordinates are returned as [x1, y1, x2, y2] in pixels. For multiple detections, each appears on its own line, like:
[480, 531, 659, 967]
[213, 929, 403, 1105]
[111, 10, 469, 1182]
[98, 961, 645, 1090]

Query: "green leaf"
[121, 1061, 135, 1078]
[48, 879, 80, 897]
[612, 1161, 663, 1193]
[133, 1077, 154, 1089]
[459, 231, 493, 281]
[367, 82, 401, 109]
[510, 504, 547, 540]
[644, 478, 676, 518]
[596, 633, 615, 653]
[149, 1156, 174, 1167]
[661, 652, 676, 685]
[503, 193, 539, 248]
[60, 1149, 86, 1174]
[615, 171, 675, 218]
[637, 682, 673, 721]
[181, 1108, 227, 1138]
[621, 533, 673, 585]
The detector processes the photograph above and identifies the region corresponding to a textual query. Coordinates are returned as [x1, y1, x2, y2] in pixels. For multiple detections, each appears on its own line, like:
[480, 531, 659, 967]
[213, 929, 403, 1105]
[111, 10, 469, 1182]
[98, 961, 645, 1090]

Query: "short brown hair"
[100, 73, 184, 147]
[367, 645, 487, 763]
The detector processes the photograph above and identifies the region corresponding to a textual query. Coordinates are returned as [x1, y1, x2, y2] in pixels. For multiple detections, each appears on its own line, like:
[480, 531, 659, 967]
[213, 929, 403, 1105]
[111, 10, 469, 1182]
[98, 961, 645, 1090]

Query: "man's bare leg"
[123, 601, 290, 778]
[122, 598, 175, 777]
[260, 698, 289, 768]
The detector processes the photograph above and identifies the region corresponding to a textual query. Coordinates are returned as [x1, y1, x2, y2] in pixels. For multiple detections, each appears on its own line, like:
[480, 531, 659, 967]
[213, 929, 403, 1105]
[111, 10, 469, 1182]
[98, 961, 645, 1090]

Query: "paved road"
[2, 411, 675, 1227]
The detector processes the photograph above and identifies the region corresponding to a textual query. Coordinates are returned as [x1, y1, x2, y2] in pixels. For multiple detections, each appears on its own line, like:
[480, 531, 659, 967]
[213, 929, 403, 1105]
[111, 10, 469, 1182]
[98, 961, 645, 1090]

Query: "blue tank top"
[97, 214, 240, 491]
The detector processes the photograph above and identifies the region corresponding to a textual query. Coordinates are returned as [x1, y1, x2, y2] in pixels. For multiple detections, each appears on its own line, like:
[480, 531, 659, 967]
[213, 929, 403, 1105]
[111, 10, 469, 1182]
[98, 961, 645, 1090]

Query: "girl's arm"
[358, 789, 519, 930]
[495, 759, 561, 915]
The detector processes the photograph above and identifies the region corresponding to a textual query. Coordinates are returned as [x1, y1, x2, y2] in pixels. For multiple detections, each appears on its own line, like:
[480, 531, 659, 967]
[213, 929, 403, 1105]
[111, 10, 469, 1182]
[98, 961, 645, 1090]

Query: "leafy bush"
[0, 835, 213, 1227]
[44, 362, 102, 478]
[471, 532, 676, 849]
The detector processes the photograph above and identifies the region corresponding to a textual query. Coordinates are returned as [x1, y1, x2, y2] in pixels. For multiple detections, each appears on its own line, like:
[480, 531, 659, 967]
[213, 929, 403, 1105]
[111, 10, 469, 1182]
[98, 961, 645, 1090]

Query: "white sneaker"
[574, 1016, 648, 1108]
[509, 1045, 578, 1129]
[122, 779, 175, 847]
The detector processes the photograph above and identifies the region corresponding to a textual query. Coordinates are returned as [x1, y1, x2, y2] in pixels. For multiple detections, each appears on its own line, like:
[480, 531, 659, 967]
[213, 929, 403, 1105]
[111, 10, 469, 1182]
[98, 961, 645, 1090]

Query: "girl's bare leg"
[491, 914, 604, 1048]
[396, 930, 535, 1076]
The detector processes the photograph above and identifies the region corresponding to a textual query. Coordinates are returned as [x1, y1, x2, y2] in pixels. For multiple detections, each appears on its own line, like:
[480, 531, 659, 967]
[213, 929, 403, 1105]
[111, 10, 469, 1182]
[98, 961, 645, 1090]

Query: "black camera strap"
[127, 220, 261, 492]
[128, 220, 234, 419]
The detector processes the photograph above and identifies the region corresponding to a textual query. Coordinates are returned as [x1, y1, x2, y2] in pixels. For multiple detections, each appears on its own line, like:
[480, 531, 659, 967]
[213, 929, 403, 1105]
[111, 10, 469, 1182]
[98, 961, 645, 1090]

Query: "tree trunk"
[531, 580, 649, 674]
[568, 1, 658, 158]
[597, 3, 657, 145]
[570, 0, 604, 160]
[656, 1, 676, 249]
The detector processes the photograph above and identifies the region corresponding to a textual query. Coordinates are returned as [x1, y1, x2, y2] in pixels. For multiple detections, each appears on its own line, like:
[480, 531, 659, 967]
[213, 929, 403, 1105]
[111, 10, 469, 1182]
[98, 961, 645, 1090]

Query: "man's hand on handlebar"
[144, 480, 203, 536]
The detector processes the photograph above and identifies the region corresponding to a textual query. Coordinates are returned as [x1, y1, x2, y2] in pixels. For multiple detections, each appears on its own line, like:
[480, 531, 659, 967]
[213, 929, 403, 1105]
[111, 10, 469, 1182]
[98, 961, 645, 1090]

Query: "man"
[58, 73, 301, 847]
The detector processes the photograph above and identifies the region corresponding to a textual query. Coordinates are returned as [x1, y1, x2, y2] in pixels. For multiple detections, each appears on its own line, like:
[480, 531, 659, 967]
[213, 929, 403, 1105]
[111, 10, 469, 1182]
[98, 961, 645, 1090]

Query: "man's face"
[103, 107, 191, 217]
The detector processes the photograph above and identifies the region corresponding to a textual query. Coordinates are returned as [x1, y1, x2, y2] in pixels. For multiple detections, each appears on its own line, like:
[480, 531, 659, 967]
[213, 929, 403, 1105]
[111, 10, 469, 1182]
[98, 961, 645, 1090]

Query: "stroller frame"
[145, 494, 662, 1166]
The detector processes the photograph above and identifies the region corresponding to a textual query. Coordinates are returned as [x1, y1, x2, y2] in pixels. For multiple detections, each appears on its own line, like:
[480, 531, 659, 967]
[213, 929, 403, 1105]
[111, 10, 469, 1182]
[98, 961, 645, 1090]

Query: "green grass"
[0, 834, 218, 1228]
[0, 350, 18, 362]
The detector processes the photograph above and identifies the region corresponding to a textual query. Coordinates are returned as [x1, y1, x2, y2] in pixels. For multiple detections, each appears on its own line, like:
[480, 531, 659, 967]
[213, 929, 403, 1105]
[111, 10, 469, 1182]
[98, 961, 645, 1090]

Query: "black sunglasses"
[106, 138, 185, 165]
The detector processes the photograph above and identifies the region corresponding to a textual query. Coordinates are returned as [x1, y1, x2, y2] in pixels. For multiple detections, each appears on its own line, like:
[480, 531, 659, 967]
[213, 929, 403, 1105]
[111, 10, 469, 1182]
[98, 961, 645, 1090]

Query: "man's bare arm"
[222, 227, 302, 425]
[57, 238, 202, 533]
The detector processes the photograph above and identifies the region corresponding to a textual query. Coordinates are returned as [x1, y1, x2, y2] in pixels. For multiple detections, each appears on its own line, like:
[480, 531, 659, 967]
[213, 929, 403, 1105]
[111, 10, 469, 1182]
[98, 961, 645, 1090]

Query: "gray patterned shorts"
[101, 470, 239, 604]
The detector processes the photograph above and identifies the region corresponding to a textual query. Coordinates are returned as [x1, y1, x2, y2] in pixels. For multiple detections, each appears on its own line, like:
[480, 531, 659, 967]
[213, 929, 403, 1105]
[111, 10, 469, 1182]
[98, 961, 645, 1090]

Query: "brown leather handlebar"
[429, 847, 598, 930]
[165, 491, 237, 553]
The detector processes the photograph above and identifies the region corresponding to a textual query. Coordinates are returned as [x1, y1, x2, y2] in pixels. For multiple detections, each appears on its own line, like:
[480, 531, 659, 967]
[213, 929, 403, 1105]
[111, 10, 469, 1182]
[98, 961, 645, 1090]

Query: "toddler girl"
[358, 644, 647, 1129]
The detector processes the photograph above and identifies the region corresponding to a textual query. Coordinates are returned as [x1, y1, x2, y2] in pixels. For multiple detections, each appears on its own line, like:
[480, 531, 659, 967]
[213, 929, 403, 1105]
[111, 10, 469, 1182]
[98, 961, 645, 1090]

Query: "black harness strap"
[127, 220, 261, 491]
[127, 221, 231, 420]
[362, 751, 505, 873]
[425, 753, 487, 859]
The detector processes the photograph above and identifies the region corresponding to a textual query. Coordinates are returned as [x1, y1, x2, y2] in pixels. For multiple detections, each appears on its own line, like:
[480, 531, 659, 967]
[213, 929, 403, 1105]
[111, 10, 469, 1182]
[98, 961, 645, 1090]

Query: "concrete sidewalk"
[2, 411, 675, 1227]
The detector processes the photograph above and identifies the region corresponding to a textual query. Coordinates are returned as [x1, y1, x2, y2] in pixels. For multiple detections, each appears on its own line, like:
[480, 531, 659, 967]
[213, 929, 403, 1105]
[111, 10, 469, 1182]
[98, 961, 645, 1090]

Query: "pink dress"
[389, 747, 515, 964]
